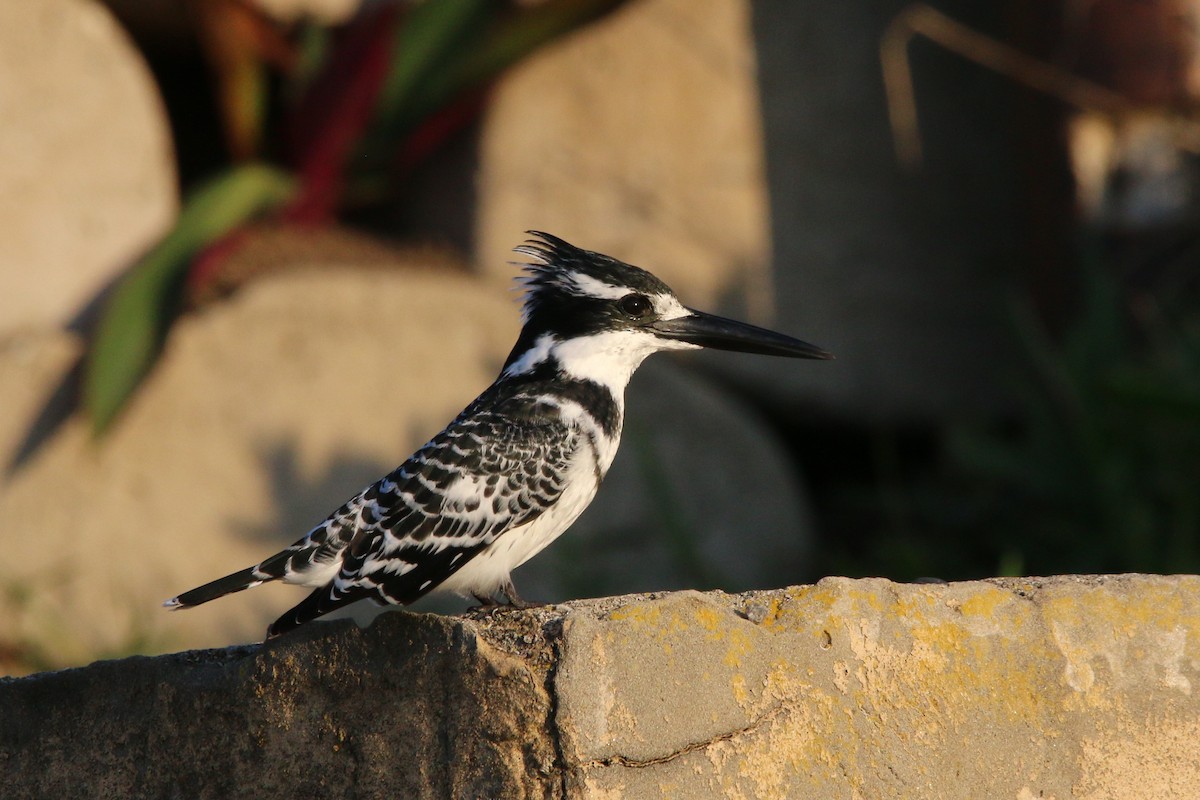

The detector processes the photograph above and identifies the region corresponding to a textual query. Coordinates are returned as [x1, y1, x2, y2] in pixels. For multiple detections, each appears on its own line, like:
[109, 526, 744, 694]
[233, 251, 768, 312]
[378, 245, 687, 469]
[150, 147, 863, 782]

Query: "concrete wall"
[3, 575, 1198, 799]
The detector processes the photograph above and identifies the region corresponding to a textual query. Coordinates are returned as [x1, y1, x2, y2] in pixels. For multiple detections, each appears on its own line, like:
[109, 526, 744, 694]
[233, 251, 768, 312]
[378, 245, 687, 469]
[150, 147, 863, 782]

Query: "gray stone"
[0, 0, 176, 333]
[0, 612, 557, 800]
[475, 0, 774, 318]
[4, 576, 1200, 798]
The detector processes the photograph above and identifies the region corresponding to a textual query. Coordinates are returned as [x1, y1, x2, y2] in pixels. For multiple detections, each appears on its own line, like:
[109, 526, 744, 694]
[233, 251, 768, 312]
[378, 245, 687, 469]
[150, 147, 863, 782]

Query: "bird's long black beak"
[650, 308, 833, 359]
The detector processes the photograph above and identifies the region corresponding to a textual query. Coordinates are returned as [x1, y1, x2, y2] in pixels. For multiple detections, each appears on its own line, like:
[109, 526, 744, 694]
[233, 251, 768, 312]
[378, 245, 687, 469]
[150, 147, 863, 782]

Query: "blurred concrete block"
[0, 0, 177, 333]
[736, 3, 1024, 420]
[475, 0, 773, 317]
[478, 1, 1031, 421]
[250, 0, 361, 24]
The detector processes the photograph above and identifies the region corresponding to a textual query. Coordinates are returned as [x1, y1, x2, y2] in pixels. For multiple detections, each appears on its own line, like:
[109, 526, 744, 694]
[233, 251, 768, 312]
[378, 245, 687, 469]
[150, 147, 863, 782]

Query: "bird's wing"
[346, 416, 577, 603]
[298, 391, 579, 605]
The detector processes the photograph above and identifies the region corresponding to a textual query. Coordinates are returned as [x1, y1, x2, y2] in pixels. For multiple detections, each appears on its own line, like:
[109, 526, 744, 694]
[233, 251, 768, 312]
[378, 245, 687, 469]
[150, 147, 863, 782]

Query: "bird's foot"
[465, 592, 503, 614]
[465, 583, 544, 614]
[499, 581, 544, 610]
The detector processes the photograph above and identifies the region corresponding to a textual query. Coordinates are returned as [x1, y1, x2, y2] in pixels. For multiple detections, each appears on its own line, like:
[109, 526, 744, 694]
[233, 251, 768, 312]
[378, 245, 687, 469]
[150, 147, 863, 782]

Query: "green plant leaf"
[352, 0, 623, 185]
[85, 164, 296, 436]
[1103, 368, 1200, 420]
[352, 0, 492, 168]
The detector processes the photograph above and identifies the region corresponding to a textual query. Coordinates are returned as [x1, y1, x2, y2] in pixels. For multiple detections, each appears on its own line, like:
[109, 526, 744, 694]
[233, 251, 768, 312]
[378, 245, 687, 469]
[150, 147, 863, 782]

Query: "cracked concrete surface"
[3, 576, 1200, 798]
[555, 577, 1200, 799]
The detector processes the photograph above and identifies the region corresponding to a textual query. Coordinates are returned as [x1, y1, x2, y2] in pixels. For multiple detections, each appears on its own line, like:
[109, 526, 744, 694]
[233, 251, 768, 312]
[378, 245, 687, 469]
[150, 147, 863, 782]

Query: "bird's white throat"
[504, 328, 699, 396]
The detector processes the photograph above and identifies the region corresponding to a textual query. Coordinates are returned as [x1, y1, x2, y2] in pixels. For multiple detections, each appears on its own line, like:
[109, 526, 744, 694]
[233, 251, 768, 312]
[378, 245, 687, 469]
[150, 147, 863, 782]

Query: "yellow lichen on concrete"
[755, 583, 842, 633]
[781, 580, 1062, 733]
[1041, 580, 1200, 705]
[957, 584, 1011, 619]
[605, 597, 691, 644]
[560, 577, 1200, 799]
[706, 660, 845, 800]
[1075, 713, 1200, 799]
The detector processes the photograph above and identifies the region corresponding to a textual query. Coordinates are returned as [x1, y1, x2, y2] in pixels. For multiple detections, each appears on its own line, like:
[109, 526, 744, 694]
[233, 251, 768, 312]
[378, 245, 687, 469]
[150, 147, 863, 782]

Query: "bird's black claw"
[500, 582, 543, 610]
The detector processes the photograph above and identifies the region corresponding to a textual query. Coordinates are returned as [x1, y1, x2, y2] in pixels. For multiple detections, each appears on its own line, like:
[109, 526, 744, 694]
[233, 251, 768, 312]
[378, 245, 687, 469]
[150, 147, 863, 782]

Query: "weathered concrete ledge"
[3, 575, 1199, 798]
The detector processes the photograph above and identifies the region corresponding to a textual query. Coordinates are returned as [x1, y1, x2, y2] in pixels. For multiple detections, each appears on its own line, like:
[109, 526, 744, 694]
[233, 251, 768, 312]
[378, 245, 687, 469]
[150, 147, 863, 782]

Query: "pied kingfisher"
[165, 232, 832, 638]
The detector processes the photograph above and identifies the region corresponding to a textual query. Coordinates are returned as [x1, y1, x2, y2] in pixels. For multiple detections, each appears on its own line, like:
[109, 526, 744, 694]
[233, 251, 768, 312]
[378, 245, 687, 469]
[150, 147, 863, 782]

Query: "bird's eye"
[618, 294, 652, 318]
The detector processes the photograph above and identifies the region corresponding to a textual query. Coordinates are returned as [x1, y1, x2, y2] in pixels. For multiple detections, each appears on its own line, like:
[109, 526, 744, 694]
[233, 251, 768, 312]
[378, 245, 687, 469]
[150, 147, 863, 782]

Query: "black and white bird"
[165, 232, 831, 639]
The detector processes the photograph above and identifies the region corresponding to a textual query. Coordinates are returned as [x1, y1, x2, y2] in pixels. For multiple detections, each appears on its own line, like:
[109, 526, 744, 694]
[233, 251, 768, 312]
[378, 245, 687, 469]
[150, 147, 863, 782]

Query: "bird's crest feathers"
[512, 231, 672, 322]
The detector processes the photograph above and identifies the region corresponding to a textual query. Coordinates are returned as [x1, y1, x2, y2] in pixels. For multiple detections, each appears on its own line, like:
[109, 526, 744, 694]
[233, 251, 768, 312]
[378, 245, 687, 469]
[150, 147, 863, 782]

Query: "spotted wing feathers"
[165, 390, 558, 633]
[263, 402, 575, 636]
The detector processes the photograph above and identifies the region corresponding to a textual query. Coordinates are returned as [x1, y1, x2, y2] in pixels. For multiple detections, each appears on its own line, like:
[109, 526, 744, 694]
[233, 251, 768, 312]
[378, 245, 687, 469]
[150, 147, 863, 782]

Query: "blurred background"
[2, 0, 1199, 675]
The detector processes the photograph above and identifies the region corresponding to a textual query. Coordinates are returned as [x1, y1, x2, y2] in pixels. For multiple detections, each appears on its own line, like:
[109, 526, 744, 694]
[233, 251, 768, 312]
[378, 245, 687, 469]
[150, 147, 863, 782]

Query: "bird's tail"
[266, 583, 366, 639]
[163, 565, 272, 610]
